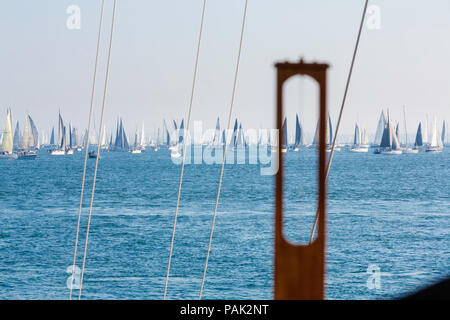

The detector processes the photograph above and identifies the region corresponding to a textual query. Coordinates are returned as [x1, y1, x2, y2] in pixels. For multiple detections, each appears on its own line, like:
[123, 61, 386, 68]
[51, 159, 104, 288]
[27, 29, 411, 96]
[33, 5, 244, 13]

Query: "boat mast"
[57, 109, 61, 148]
[403, 106, 408, 147]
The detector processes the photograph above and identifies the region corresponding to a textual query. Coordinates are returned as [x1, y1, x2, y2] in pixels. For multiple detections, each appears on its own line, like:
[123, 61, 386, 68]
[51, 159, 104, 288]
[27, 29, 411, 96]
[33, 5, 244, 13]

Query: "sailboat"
[179, 119, 185, 145]
[230, 119, 245, 151]
[65, 123, 74, 155]
[211, 117, 221, 147]
[423, 115, 429, 147]
[237, 123, 245, 148]
[130, 129, 142, 154]
[49, 127, 55, 147]
[372, 110, 386, 147]
[402, 106, 418, 154]
[0, 109, 17, 160]
[170, 118, 186, 158]
[231, 119, 238, 151]
[13, 121, 21, 151]
[222, 129, 226, 147]
[281, 117, 288, 153]
[153, 128, 160, 151]
[17, 113, 38, 159]
[161, 120, 171, 149]
[71, 127, 81, 151]
[374, 112, 402, 155]
[360, 128, 369, 148]
[414, 122, 423, 151]
[140, 121, 146, 151]
[441, 121, 446, 147]
[350, 122, 368, 152]
[112, 118, 129, 151]
[293, 114, 304, 151]
[425, 117, 443, 153]
[50, 111, 66, 155]
[312, 113, 338, 152]
[100, 125, 108, 150]
[167, 119, 178, 151]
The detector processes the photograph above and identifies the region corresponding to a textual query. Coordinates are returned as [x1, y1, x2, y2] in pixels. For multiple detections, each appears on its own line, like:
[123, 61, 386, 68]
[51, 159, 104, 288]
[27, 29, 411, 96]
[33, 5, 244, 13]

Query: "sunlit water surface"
[0, 147, 448, 299]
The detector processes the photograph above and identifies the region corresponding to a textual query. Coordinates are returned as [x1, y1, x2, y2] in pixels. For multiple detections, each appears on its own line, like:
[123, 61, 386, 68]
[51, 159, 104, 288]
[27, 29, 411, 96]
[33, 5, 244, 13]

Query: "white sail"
[90, 132, 96, 145]
[373, 110, 385, 145]
[22, 114, 37, 149]
[353, 123, 361, 146]
[28, 115, 39, 148]
[430, 117, 439, 147]
[1, 109, 14, 153]
[41, 131, 47, 145]
[13, 121, 21, 150]
[101, 125, 107, 146]
[442, 121, 446, 146]
[213, 117, 221, 146]
[140, 121, 145, 146]
[312, 112, 332, 145]
[362, 128, 368, 145]
[392, 127, 401, 150]
[21, 115, 30, 149]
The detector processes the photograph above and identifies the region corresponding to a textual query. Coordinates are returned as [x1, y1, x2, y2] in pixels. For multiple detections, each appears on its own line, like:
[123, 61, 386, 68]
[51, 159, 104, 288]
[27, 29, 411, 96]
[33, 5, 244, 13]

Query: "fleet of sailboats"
[0, 107, 447, 160]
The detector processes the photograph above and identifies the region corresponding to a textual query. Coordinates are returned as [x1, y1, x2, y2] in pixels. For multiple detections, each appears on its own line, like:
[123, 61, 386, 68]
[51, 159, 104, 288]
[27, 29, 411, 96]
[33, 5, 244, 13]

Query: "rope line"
[69, 0, 105, 300]
[309, 0, 369, 244]
[163, 0, 208, 300]
[199, 0, 249, 300]
[78, 0, 117, 299]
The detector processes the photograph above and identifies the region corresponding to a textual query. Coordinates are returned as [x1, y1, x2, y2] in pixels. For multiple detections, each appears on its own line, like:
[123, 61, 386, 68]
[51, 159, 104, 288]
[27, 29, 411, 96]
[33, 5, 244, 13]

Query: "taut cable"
[78, 0, 117, 299]
[69, 0, 105, 300]
[199, 0, 249, 300]
[309, 0, 369, 244]
[163, 0, 208, 300]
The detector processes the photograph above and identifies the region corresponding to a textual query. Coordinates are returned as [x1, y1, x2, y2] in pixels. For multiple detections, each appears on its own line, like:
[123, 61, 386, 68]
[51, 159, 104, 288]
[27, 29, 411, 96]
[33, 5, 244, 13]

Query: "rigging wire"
[69, 0, 105, 300]
[309, 0, 369, 244]
[163, 0, 208, 300]
[77, 0, 117, 299]
[199, 0, 249, 300]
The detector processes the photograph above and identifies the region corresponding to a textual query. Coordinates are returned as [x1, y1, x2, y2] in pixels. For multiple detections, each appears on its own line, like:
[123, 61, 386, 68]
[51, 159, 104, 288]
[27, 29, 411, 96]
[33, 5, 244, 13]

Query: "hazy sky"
[1, 0, 450, 141]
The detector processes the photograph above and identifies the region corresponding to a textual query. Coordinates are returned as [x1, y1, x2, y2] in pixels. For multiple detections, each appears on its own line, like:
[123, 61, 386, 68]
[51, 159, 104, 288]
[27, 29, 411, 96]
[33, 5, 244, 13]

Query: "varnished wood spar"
[274, 59, 329, 300]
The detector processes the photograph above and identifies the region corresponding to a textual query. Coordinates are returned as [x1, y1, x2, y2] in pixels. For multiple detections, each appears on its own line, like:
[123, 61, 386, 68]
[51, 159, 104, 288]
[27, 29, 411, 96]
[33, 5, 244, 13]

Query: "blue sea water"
[0, 147, 448, 300]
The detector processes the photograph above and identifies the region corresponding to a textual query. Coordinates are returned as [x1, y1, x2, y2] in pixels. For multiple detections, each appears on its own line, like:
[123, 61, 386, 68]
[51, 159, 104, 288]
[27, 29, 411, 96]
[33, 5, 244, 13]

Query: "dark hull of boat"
[88, 151, 100, 159]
